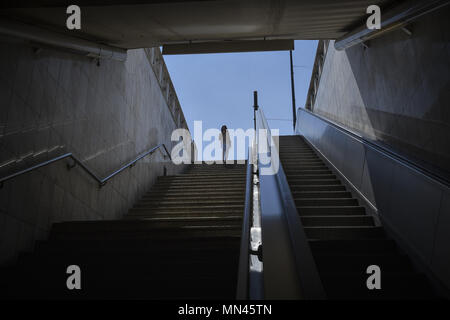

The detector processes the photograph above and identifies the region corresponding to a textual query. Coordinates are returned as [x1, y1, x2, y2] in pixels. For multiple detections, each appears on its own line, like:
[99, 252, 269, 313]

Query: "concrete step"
[51, 219, 241, 232]
[133, 199, 244, 208]
[298, 206, 366, 215]
[301, 215, 375, 227]
[304, 226, 385, 240]
[295, 198, 359, 207]
[185, 169, 244, 173]
[140, 194, 245, 202]
[154, 180, 245, 187]
[158, 175, 246, 181]
[186, 168, 245, 172]
[126, 211, 243, 219]
[188, 164, 246, 168]
[186, 167, 245, 172]
[33, 237, 241, 255]
[121, 216, 242, 226]
[122, 215, 242, 223]
[149, 185, 245, 192]
[142, 190, 245, 198]
[153, 180, 246, 187]
[35, 236, 240, 251]
[150, 184, 244, 191]
[155, 178, 245, 185]
[129, 204, 244, 214]
[50, 225, 242, 241]
[128, 205, 244, 213]
[171, 172, 246, 178]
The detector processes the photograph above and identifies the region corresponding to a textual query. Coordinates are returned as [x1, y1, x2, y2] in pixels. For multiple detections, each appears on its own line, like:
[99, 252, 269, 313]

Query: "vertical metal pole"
[289, 50, 296, 131]
[253, 91, 259, 131]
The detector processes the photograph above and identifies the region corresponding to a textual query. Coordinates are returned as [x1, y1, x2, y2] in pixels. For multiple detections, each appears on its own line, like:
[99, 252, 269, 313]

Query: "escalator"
[278, 135, 437, 299]
[1, 164, 246, 299]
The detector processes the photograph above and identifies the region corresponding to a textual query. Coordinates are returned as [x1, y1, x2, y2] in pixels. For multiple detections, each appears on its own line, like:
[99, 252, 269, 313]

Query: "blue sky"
[164, 40, 318, 159]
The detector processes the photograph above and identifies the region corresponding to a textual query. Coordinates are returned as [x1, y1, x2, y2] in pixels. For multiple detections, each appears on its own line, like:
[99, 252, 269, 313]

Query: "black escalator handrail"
[256, 106, 326, 299]
[298, 108, 450, 188]
[236, 149, 253, 299]
[0, 144, 171, 188]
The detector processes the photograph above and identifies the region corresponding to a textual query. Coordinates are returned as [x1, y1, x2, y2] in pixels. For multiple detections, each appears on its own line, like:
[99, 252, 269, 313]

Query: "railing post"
[66, 158, 77, 170]
[253, 91, 259, 132]
[289, 50, 297, 131]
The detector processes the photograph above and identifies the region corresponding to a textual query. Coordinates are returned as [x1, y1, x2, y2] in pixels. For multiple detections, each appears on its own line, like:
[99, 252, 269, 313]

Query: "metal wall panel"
[387, 163, 442, 263]
[432, 190, 450, 288]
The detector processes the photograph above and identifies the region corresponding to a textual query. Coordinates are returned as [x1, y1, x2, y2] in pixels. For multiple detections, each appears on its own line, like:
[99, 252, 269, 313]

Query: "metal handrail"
[298, 108, 450, 188]
[334, 0, 450, 51]
[236, 149, 253, 299]
[0, 144, 171, 188]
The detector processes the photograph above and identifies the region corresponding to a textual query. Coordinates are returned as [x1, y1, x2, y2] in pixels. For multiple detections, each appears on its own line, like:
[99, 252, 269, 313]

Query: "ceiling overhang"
[0, 0, 396, 49]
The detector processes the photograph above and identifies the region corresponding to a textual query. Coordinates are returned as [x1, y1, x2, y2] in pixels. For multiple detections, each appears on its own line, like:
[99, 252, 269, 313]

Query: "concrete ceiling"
[1, 0, 396, 49]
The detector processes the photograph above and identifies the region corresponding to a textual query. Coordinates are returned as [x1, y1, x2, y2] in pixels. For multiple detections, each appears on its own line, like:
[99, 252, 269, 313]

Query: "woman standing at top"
[219, 125, 231, 165]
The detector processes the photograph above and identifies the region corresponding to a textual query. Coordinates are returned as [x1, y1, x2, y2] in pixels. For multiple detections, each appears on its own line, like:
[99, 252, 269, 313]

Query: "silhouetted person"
[219, 125, 230, 165]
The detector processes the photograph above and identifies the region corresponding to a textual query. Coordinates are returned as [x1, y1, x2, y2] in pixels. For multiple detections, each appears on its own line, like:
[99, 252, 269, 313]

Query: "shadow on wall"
[342, 5, 450, 181]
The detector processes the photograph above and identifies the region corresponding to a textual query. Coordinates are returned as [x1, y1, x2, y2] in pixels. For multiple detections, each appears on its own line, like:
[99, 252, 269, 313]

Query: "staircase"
[278, 135, 436, 299]
[2, 164, 246, 299]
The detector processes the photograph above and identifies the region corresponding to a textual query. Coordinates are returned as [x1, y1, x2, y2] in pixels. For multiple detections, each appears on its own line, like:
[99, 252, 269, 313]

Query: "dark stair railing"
[253, 92, 325, 299]
[236, 146, 254, 299]
[0, 144, 171, 188]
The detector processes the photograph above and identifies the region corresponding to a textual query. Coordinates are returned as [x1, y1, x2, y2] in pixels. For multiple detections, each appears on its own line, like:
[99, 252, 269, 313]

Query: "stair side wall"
[0, 43, 188, 265]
